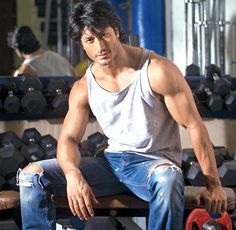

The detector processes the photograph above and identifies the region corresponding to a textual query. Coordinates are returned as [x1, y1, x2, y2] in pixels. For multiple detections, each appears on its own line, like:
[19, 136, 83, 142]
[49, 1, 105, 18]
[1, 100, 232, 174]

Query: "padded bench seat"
[1, 186, 235, 217]
[0, 191, 20, 211]
[53, 186, 236, 217]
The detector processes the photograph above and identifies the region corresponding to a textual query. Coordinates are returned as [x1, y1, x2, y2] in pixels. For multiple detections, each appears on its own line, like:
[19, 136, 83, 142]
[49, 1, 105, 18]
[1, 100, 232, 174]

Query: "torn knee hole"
[22, 162, 43, 174]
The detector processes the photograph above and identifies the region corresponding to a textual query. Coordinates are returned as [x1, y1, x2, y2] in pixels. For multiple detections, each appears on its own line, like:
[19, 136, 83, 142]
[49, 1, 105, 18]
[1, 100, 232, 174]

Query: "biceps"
[164, 89, 201, 129]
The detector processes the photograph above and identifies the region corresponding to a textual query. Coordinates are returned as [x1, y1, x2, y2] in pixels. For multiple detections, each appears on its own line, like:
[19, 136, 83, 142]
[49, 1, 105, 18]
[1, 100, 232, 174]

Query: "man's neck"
[23, 48, 45, 60]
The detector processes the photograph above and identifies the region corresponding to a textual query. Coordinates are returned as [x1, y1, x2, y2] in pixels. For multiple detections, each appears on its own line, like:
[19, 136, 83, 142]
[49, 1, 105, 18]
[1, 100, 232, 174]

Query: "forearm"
[188, 123, 222, 188]
[57, 137, 82, 177]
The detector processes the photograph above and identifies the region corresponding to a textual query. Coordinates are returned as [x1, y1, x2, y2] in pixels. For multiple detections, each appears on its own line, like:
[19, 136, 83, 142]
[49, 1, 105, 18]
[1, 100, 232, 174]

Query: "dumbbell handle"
[8, 91, 14, 97]
[56, 89, 63, 95]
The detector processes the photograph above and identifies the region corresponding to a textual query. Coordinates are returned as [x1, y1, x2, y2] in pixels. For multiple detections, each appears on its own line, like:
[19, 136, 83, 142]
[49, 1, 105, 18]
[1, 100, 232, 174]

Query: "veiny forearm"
[187, 122, 222, 188]
[57, 137, 82, 177]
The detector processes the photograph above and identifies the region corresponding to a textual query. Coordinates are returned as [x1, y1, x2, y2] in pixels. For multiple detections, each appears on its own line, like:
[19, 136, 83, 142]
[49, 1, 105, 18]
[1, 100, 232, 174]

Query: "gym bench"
[52, 186, 236, 218]
[0, 186, 235, 227]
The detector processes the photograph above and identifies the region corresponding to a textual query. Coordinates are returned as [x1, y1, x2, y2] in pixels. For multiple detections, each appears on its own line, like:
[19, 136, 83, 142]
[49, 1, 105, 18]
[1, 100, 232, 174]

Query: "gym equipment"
[47, 80, 69, 113]
[182, 147, 225, 169]
[185, 64, 200, 76]
[185, 208, 232, 230]
[19, 75, 47, 114]
[21, 128, 45, 162]
[184, 162, 205, 186]
[0, 146, 26, 179]
[202, 219, 223, 230]
[87, 132, 108, 156]
[2, 82, 20, 113]
[195, 81, 224, 111]
[205, 64, 231, 96]
[225, 90, 236, 111]
[0, 174, 6, 190]
[0, 131, 23, 149]
[7, 176, 18, 191]
[39, 134, 57, 159]
[218, 160, 236, 187]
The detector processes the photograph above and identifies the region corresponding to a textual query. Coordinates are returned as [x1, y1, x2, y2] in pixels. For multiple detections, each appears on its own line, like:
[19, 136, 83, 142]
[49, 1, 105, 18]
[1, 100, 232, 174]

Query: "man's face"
[80, 26, 120, 66]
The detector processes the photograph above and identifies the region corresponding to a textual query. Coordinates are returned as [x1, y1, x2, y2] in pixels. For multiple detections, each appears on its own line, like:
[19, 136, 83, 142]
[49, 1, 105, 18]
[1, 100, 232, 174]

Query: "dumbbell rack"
[0, 75, 236, 120]
[0, 76, 80, 121]
[186, 76, 236, 119]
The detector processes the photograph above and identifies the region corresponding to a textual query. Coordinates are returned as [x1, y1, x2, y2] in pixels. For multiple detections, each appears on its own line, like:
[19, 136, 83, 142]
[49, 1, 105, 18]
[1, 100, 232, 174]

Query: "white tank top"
[86, 49, 182, 166]
[23, 50, 74, 76]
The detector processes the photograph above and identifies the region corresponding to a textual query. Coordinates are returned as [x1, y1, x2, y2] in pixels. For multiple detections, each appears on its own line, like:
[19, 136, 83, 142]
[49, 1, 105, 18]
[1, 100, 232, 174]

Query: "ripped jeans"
[18, 152, 184, 230]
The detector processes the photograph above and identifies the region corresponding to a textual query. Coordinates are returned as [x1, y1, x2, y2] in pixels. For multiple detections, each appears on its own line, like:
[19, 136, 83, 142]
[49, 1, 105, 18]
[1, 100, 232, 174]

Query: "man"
[18, 1, 227, 229]
[7, 25, 74, 77]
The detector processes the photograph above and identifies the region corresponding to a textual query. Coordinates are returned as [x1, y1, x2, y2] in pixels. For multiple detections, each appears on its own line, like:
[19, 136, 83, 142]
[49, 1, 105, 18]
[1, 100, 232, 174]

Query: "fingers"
[193, 192, 203, 207]
[195, 189, 227, 214]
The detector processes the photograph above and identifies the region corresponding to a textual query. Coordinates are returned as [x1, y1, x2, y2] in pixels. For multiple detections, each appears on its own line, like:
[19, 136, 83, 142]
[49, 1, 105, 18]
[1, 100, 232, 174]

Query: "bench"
[53, 186, 236, 218]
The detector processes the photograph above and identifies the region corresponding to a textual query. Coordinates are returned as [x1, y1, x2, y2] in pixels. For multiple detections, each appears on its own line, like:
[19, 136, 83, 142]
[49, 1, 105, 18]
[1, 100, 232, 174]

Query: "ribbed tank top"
[86, 49, 182, 166]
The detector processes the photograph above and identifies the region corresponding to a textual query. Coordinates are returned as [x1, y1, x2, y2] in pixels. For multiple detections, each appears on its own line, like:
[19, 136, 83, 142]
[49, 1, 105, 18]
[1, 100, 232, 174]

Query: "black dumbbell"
[224, 90, 236, 111]
[21, 128, 45, 162]
[183, 147, 225, 186]
[182, 147, 224, 169]
[218, 160, 236, 187]
[195, 81, 224, 111]
[185, 64, 200, 76]
[47, 80, 69, 113]
[205, 64, 231, 96]
[0, 174, 6, 190]
[2, 81, 20, 113]
[0, 145, 26, 179]
[19, 75, 47, 114]
[0, 131, 23, 149]
[39, 134, 57, 159]
[7, 175, 18, 191]
[87, 132, 107, 156]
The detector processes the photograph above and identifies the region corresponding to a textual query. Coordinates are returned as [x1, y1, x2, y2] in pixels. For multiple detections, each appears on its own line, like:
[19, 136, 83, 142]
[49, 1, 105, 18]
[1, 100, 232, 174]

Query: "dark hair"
[69, 0, 126, 43]
[7, 26, 41, 54]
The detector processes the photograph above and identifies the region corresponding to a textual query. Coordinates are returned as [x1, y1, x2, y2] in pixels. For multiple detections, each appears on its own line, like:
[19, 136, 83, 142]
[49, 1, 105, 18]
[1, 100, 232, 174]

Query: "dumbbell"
[39, 134, 57, 159]
[224, 90, 236, 111]
[218, 160, 236, 187]
[87, 132, 108, 156]
[19, 75, 47, 114]
[2, 81, 20, 113]
[47, 80, 69, 113]
[0, 174, 6, 190]
[195, 81, 224, 111]
[0, 145, 26, 179]
[182, 147, 225, 186]
[205, 64, 231, 96]
[185, 64, 200, 76]
[0, 131, 23, 150]
[185, 209, 232, 230]
[182, 147, 225, 168]
[21, 128, 45, 162]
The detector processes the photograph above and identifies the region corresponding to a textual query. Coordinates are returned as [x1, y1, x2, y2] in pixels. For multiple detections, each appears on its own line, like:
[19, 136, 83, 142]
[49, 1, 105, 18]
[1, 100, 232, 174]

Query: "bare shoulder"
[148, 52, 187, 96]
[69, 74, 89, 108]
[14, 64, 36, 76]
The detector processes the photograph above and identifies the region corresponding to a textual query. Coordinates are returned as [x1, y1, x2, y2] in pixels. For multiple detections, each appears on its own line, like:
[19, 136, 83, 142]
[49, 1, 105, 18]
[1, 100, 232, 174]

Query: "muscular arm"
[57, 76, 97, 220]
[148, 52, 227, 213]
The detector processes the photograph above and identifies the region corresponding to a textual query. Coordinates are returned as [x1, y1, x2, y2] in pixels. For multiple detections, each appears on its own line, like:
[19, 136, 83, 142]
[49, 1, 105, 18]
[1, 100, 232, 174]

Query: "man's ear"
[114, 28, 120, 38]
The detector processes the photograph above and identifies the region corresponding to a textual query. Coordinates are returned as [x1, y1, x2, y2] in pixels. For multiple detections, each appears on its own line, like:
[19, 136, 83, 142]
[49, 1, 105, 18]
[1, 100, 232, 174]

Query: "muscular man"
[18, 1, 227, 229]
[7, 25, 74, 77]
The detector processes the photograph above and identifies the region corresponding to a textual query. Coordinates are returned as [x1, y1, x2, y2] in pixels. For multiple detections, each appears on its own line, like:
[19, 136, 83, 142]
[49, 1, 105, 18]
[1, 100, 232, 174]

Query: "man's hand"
[194, 186, 227, 214]
[66, 169, 98, 220]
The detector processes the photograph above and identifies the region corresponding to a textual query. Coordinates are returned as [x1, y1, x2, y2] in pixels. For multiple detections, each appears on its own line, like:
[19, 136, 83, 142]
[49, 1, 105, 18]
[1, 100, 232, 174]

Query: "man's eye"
[85, 38, 94, 44]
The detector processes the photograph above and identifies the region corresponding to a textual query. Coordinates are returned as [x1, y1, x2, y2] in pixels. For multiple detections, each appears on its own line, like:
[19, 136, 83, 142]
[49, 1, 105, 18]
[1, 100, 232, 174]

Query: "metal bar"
[44, 0, 52, 47]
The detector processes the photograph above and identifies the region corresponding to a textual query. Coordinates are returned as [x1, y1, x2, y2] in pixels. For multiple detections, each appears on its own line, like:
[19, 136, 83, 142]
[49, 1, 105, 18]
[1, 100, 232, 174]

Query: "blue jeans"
[18, 152, 184, 230]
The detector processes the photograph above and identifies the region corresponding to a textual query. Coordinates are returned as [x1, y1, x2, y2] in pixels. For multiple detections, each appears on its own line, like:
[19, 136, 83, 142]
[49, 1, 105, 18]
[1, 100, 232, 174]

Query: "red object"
[185, 208, 232, 230]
